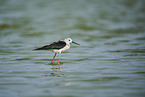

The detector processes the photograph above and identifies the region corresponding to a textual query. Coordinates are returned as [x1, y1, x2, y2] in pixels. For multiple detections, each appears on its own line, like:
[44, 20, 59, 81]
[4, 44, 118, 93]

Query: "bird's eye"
[69, 39, 71, 41]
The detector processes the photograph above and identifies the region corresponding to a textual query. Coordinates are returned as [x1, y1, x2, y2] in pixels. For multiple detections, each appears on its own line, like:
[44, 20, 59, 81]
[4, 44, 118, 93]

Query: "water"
[0, 0, 145, 97]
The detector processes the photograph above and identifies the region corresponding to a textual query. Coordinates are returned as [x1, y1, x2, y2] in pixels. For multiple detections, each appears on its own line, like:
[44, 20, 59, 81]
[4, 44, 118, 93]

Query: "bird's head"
[64, 38, 80, 45]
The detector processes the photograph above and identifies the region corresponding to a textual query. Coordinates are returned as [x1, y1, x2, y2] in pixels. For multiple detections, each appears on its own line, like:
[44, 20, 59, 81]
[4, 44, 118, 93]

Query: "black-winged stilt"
[34, 38, 80, 69]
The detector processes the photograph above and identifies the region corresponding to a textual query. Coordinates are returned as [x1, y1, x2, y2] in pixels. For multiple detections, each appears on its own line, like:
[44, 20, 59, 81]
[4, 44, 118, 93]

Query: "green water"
[0, 0, 145, 97]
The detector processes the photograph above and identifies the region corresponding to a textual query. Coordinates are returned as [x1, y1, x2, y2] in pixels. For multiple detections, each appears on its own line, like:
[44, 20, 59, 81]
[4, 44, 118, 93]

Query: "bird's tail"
[33, 48, 43, 50]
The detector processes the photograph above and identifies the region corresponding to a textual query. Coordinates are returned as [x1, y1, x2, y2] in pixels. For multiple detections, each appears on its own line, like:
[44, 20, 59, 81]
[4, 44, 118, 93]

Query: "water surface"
[0, 0, 145, 97]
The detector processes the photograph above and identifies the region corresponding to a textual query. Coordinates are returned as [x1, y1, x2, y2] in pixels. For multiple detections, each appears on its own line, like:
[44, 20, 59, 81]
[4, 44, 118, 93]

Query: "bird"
[34, 38, 80, 70]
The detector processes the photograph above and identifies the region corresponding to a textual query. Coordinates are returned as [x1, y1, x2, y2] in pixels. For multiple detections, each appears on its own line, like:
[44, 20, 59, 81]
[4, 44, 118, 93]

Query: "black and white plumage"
[34, 41, 67, 51]
[34, 38, 80, 70]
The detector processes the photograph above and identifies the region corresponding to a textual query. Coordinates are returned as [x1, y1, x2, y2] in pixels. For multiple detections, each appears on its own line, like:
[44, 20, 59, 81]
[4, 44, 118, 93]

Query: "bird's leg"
[51, 53, 57, 64]
[58, 52, 61, 70]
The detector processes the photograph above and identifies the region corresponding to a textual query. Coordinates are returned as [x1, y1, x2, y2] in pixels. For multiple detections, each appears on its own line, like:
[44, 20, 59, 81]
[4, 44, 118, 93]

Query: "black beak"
[72, 41, 80, 45]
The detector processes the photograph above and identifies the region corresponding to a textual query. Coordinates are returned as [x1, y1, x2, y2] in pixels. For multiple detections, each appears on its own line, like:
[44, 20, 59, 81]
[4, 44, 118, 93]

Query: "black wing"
[34, 41, 66, 50]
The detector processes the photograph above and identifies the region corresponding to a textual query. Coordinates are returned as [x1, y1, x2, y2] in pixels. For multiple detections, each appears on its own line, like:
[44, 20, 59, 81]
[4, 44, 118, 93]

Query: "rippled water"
[0, 0, 145, 97]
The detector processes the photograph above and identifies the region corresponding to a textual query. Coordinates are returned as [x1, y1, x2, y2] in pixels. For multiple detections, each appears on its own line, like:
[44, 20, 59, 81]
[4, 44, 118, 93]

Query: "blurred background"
[0, 0, 145, 97]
